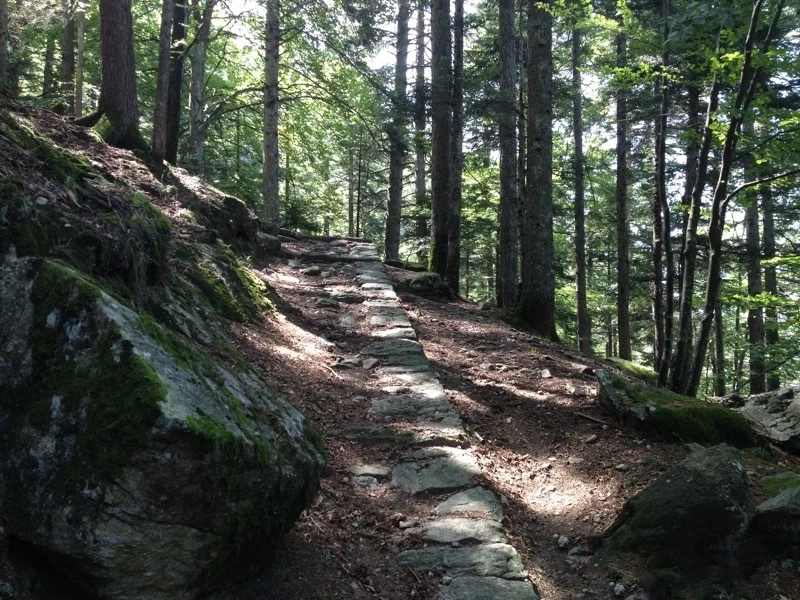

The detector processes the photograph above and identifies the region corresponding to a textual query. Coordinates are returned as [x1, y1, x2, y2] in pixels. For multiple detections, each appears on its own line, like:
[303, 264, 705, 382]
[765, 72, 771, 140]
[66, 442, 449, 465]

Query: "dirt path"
[207, 237, 694, 600]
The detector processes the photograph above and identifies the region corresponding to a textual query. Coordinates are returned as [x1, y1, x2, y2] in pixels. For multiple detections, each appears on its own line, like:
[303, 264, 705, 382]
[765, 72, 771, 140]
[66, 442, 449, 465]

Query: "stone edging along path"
[294, 238, 539, 600]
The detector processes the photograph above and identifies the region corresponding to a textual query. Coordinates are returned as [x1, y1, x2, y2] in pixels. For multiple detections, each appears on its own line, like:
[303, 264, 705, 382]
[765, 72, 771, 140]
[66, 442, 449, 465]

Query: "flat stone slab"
[370, 395, 452, 418]
[333, 423, 466, 448]
[392, 447, 480, 495]
[369, 310, 411, 328]
[349, 464, 392, 479]
[433, 488, 504, 521]
[361, 282, 394, 291]
[408, 518, 507, 545]
[439, 576, 539, 600]
[393, 543, 527, 580]
[361, 338, 423, 356]
[371, 327, 417, 340]
[329, 293, 365, 304]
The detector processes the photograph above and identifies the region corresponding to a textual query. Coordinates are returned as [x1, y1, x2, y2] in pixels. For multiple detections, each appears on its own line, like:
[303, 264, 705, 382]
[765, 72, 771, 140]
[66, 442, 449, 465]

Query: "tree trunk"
[75, 9, 84, 116]
[713, 299, 725, 396]
[572, 23, 590, 352]
[615, 29, 631, 360]
[262, 0, 280, 224]
[414, 0, 427, 245]
[497, 0, 518, 310]
[670, 76, 720, 391]
[385, 0, 410, 261]
[744, 119, 765, 394]
[518, 0, 556, 340]
[517, 4, 526, 276]
[152, 0, 175, 167]
[762, 185, 780, 390]
[93, 0, 142, 149]
[0, 0, 7, 93]
[348, 148, 355, 237]
[446, 0, 463, 291]
[428, 0, 452, 276]
[42, 30, 56, 98]
[165, 1, 188, 164]
[60, 0, 75, 113]
[187, 0, 215, 172]
[685, 0, 786, 397]
[654, 0, 672, 384]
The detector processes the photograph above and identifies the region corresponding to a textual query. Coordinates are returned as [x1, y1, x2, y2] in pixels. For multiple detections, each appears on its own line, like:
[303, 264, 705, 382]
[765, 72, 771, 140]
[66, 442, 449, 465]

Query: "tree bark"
[744, 120, 765, 394]
[428, 0, 452, 276]
[152, 0, 175, 167]
[165, 1, 188, 164]
[572, 22, 590, 352]
[187, 0, 215, 172]
[75, 8, 84, 116]
[497, 0, 518, 309]
[518, 0, 556, 340]
[654, 0, 672, 383]
[615, 29, 631, 360]
[762, 185, 779, 390]
[0, 0, 7, 93]
[348, 148, 355, 237]
[60, 0, 75, 113]
[262, 0, 280, 224]
[42, 30, 56, 98]
[686, 0, 786, 397]
[414, 0, 428, 244]
[446, 0, 463, 291]
[385, 0, 410, 261]
[93, 0, 143, 149]
[713, 299, 725, 396]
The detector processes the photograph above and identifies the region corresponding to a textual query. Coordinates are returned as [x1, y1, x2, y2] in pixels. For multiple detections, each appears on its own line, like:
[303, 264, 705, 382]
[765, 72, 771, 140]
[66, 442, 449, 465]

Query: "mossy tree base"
[596, 369, 758, 448]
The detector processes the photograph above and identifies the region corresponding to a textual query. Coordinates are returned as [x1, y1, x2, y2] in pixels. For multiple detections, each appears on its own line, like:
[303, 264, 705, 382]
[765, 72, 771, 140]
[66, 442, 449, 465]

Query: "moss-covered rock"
[0, 258, 325, 599]
[596, 369, 758, 447]
[597, 444, 752, 599]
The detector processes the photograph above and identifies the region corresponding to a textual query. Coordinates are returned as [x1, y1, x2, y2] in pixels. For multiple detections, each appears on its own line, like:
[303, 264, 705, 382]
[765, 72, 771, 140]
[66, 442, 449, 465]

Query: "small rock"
[567, 456, 584, 465]
[614, 582, 626, 597]
[302, 266, 322, 276]
[399, 521, 416, 529]
[541, 369, 552, 378]
[362, 358, 380, 369]
[572, 387, 588, 397]
[615, 463, 630, 472]
[558, 535, 570, 549]
[585, 434, 599, 444]
[35, 196, 49, 205]
[353, 475, 379, 487]
[441, 575, 453, 585]
[480, 362, 495, 371]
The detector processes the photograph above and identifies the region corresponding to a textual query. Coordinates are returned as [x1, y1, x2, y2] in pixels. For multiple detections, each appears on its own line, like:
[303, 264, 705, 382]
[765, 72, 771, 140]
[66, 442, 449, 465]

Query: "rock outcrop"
[0, 257, 325, 599]
[596, 369, 758, 447]
[0, 109, 325, 598]
[732, 387, 800, 453]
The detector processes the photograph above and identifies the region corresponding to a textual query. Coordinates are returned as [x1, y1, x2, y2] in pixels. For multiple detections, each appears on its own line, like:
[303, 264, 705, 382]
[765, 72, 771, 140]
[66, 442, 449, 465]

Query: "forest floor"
[213, 241, 800, 600]
[2, 103, 799, 599]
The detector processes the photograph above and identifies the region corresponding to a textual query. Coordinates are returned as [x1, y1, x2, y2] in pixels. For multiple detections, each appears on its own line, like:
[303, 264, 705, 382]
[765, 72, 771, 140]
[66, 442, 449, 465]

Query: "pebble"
[557, 535, 570, 549]
[399, 521, 416, 529]
[614, 582, 626, 596]
[541, 369, 552, 378]
[441, 575, 453, 585]
[302, 266, 322, 276]
[615, 463, 630, 472]
[353, 475, 379, 487]
[585, 434, 599, 444]
[362, 358, 379, 369]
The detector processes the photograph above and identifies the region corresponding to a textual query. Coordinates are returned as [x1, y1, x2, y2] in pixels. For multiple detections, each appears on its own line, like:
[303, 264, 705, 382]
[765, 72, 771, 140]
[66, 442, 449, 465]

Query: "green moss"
[607, 357, 658, 384]
[760, 472, 800, 497]
[23, 261, 166, 481]
[181, 241, 272, 322]
[139, 313, 213, 374]
[623, 381, 758, 447]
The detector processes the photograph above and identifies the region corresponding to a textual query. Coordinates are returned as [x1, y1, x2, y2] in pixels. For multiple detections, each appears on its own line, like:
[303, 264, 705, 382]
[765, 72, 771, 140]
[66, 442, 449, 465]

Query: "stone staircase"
[292, 238, 539, 600]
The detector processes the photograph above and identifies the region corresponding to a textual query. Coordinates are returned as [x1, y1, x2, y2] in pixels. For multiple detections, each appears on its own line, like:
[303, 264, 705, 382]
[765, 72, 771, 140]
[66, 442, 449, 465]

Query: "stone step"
[392, 447, 481, 495]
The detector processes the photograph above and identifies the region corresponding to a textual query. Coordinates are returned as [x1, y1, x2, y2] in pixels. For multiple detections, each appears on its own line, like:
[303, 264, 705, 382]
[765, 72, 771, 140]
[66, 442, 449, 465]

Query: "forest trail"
[207, 236, 696, 600]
